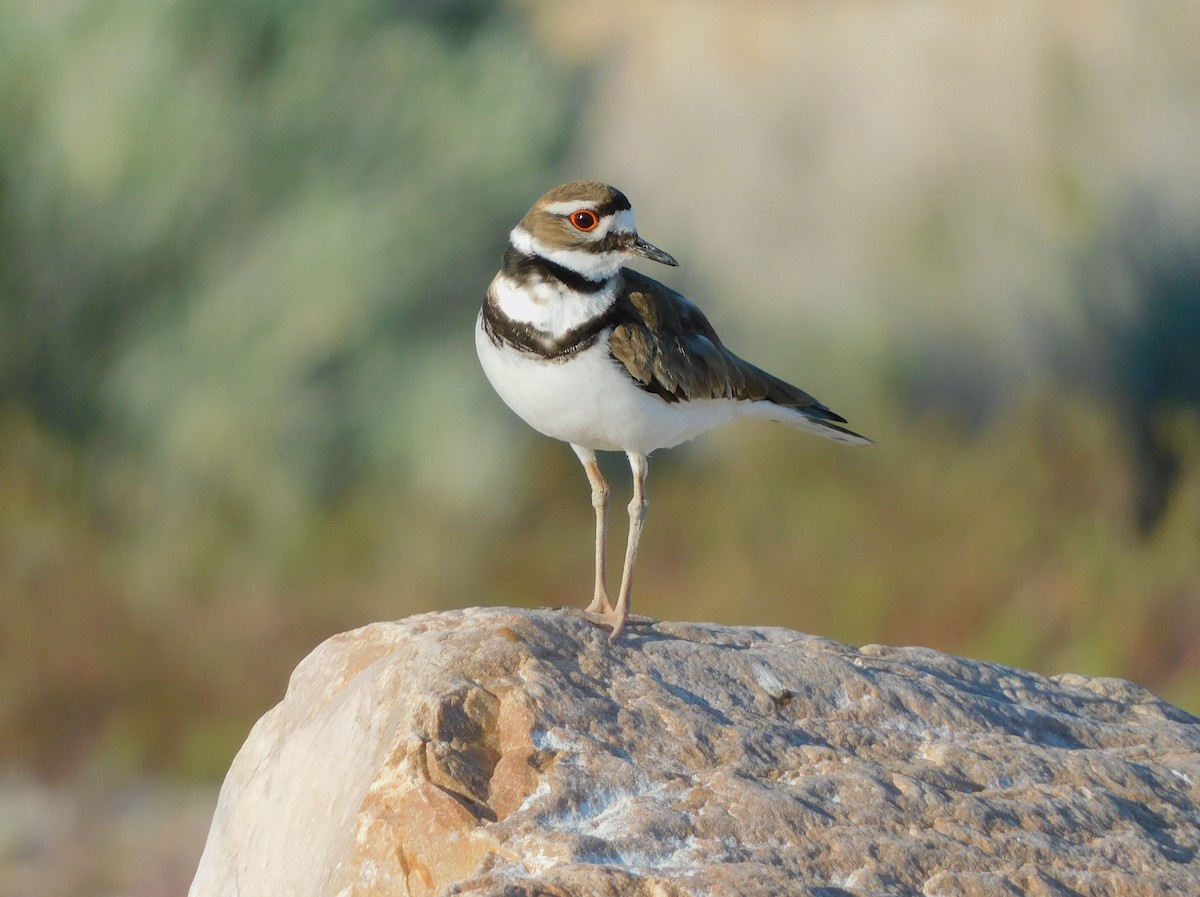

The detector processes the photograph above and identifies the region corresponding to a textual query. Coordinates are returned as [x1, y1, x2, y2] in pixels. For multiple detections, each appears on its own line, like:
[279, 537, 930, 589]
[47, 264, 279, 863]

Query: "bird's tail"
[749, 401, 873, 446]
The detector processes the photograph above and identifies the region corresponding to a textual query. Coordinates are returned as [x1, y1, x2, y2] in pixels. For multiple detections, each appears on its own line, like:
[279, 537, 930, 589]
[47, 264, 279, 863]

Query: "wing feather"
[607, 269, 870, 445]
[610, 270, 826, 409]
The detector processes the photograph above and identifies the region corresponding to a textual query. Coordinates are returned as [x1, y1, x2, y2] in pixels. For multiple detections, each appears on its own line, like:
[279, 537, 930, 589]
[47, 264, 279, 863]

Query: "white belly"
[475, 312, 746, 454]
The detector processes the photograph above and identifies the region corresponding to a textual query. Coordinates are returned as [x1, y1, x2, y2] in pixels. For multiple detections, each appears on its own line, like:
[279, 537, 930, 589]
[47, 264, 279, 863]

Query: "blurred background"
[3, 0, 1200, 893]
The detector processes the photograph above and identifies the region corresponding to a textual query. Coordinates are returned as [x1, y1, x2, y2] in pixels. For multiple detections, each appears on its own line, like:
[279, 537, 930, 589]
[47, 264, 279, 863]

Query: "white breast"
[475, 311, 750, 454]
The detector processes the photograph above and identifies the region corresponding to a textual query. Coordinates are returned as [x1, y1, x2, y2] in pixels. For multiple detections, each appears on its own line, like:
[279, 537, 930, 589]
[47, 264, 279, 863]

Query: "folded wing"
[609, 269, 869, 446]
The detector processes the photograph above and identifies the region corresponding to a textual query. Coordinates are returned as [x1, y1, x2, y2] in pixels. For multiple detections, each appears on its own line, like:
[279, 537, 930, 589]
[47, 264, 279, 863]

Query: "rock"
[189, 607, 1200, 897]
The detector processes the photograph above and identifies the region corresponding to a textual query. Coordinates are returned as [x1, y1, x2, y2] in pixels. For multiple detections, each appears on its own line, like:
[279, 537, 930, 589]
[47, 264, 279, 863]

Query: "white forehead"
[610, 208, 636, 233]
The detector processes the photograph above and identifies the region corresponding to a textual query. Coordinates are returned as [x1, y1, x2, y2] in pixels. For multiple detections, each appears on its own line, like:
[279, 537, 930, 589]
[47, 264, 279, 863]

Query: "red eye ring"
[569, 210, 599, 231]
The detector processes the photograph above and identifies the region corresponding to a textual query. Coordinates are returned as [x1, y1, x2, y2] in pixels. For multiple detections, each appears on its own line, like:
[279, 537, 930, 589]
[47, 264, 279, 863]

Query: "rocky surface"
[190, 607, 1200, 896]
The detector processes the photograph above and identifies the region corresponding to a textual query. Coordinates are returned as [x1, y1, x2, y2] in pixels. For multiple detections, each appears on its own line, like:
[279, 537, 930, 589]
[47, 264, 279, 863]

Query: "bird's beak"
[630, 234, 679, 267]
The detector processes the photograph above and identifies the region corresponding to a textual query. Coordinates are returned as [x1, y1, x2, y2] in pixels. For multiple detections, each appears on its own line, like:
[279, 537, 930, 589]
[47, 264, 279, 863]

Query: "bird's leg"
[572, 444, 612, 614]
[608, 451, 649, 640]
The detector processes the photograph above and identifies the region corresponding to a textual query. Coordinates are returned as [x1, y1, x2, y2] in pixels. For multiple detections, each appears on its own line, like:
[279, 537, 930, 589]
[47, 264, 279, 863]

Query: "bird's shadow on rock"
[543, 606, 755, 651]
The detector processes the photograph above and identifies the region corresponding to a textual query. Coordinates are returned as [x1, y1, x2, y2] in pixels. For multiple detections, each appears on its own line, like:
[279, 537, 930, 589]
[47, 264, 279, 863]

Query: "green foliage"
[0, 0, 580, 775]
[0, 0, 576, 565]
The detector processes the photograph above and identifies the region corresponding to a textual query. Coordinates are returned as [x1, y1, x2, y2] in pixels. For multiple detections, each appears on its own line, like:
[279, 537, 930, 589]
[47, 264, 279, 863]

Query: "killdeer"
[476, 181, 870, 639]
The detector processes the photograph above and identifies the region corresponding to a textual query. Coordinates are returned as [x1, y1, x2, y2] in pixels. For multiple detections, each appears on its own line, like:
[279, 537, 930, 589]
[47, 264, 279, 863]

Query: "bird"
[475, 181, 871, 639]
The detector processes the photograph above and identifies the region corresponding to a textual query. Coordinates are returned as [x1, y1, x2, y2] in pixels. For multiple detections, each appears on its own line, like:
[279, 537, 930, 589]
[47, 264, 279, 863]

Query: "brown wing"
[608, 268, 846, 421]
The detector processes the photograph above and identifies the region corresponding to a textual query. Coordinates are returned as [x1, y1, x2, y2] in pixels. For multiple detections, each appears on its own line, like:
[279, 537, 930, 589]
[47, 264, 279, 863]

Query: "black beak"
[630, 234, 678, 267]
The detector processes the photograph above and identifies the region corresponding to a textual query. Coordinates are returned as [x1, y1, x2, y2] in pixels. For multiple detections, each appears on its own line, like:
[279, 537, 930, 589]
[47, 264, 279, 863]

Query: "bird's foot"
[585, 593, 614, 615]
[581, 606, 630, 641]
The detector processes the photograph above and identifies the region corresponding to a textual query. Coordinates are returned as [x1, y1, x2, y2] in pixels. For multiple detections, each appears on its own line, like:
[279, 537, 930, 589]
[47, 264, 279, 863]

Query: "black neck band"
[501, 245, 611, 295]
[481, 294, 621, 361]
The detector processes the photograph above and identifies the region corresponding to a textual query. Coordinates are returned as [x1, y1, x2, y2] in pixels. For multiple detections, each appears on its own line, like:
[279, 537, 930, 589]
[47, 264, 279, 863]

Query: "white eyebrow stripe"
[543, 200, 599, 215]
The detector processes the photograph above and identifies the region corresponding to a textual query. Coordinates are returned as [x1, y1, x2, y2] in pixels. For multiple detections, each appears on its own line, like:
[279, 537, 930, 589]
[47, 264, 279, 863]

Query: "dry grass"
[3, 391, 1198, 783]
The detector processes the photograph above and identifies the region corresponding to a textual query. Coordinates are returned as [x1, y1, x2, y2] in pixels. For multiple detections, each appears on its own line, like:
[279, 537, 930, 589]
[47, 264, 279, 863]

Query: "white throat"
[488, 271, 618, 337]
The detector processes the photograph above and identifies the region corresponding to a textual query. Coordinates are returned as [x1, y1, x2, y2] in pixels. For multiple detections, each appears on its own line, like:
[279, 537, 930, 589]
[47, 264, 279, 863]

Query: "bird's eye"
[569, 210, 599, 231]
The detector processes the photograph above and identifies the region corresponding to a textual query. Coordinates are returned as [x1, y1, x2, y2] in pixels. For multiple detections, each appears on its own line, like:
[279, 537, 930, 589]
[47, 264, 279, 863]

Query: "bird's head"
[512, 181, 678, 280]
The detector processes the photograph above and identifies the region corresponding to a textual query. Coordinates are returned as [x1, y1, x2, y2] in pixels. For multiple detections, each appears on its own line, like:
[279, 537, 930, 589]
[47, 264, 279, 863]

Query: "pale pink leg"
[607, 452, 649, 640]
[571, 444, 612, 615]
